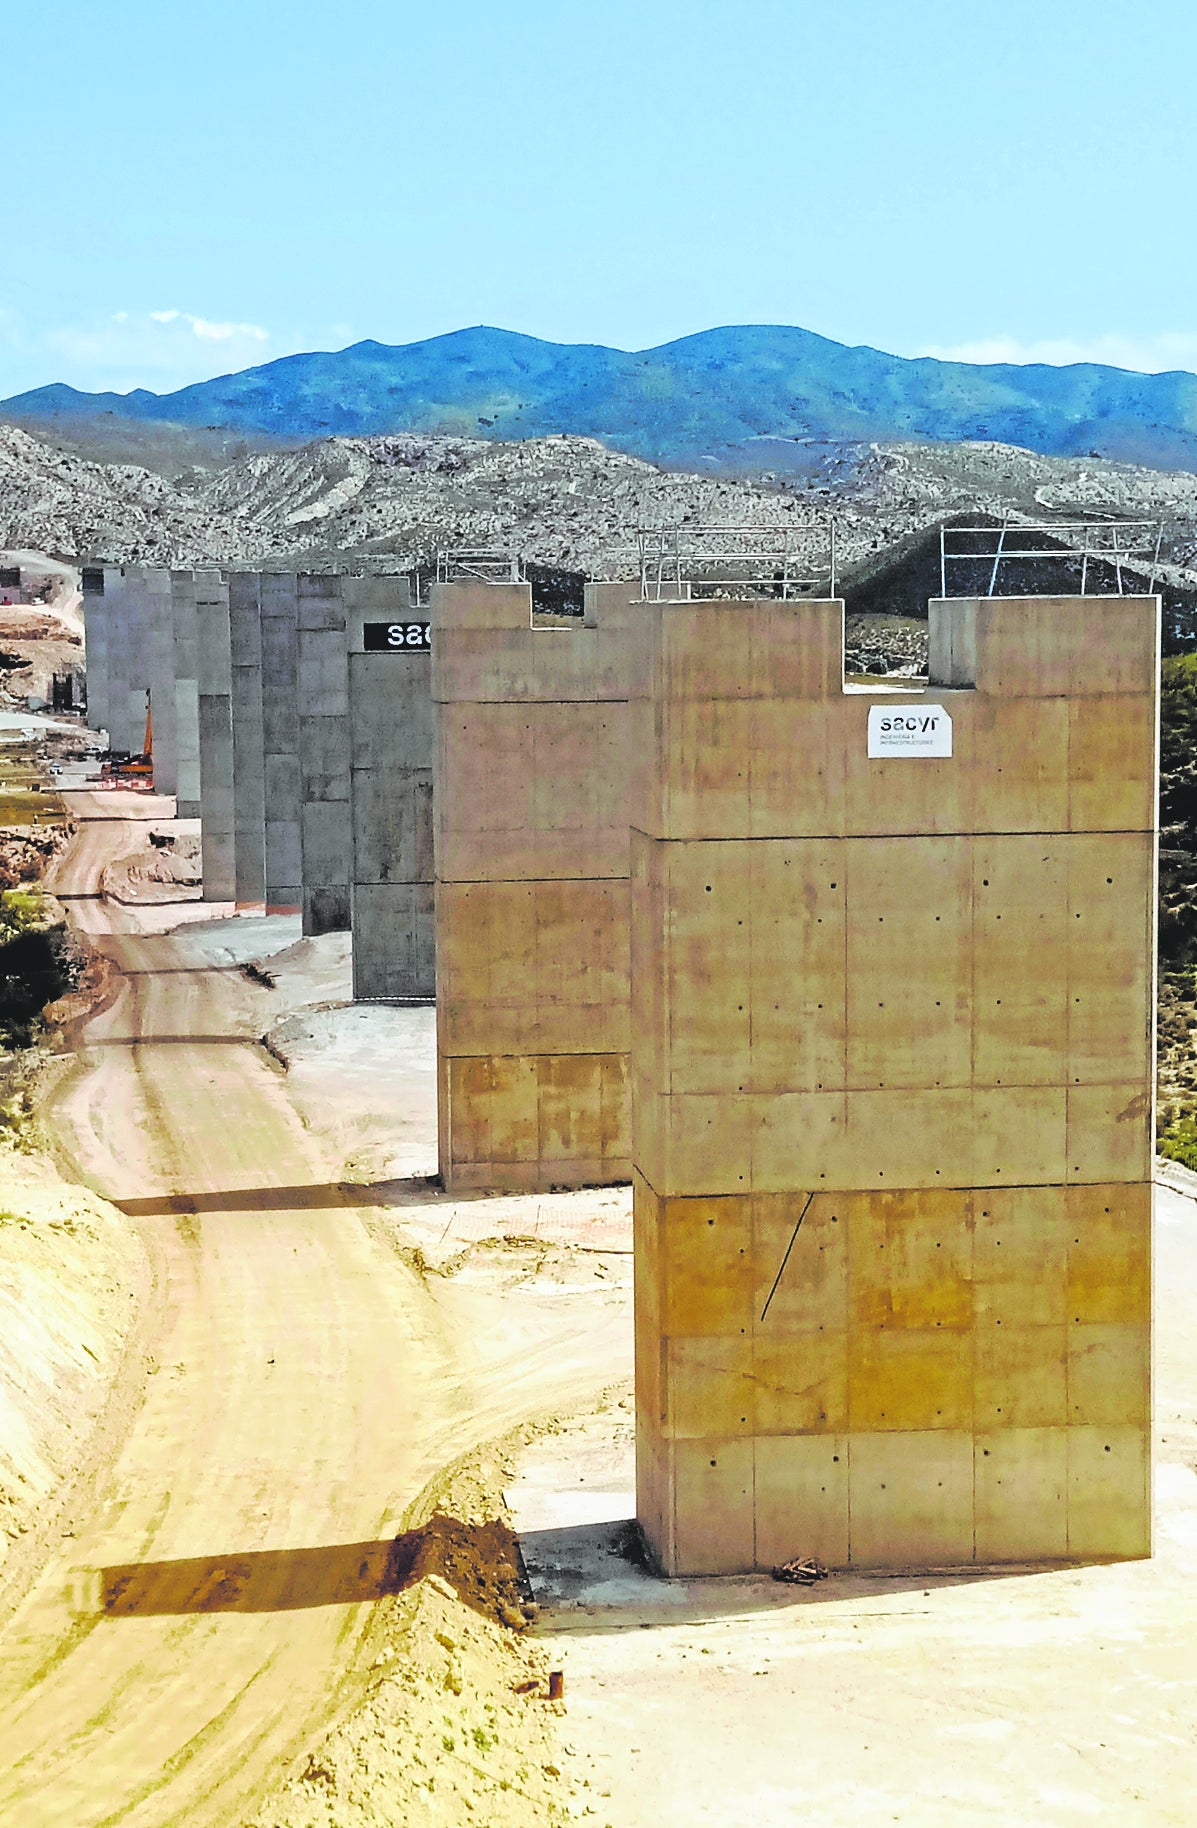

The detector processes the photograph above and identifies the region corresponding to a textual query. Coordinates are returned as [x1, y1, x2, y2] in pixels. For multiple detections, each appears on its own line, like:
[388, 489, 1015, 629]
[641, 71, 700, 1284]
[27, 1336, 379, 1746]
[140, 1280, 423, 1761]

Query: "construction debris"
[772, 1557, 829, 1586]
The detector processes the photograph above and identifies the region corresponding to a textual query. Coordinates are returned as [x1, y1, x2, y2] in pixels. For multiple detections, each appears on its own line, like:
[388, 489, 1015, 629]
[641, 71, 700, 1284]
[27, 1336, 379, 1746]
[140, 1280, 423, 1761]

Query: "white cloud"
[146, 308, 268, 343]
[915, 332, 1197, 376]
[189, 315, 269, 343]
[0, 307, 285, 397]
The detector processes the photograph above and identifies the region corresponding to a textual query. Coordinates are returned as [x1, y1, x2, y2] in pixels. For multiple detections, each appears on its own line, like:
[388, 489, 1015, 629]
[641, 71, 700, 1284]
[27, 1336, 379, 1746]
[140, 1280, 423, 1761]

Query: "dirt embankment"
[0, 773, 150, 1614]
[252, 1442, 581, 1828]
[0, 1133, 150, 1618]
[100, 827, 201, 905]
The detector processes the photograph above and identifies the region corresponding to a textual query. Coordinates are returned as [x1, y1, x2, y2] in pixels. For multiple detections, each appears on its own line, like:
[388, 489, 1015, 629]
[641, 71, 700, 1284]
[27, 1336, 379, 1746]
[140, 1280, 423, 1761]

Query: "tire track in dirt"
[0, 794, 465, 1826]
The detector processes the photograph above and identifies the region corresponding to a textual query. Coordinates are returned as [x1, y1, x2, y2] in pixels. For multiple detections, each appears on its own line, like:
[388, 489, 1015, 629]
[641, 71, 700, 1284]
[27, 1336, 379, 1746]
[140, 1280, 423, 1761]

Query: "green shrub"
[1158, 1114, 1197, 1170]
[0, 888, 46, 946]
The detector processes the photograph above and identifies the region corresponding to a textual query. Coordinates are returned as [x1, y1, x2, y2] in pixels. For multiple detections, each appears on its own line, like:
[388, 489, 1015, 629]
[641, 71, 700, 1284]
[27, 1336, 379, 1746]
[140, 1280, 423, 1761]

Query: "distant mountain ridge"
[7, 323, 1197, 474]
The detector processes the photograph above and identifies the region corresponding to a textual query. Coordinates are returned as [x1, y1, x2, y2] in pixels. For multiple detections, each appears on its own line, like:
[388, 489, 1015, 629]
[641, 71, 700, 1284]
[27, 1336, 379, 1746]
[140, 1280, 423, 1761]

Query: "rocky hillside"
[0, 426, 243, 563]
[8, 324, 1197, 473]
[6, 421, 1197, 603]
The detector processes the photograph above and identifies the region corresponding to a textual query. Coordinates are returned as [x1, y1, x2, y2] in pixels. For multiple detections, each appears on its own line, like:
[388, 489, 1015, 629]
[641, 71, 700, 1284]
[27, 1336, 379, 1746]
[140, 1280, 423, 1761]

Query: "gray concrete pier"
[228, 573, 267, 909]
[106, 568, 145, 755]
[170, 571, 201, 818]
[80, 565, 116, 741]
[297, 575, 352, 935]
[144, 569, 177, 798]
[261, 574, 303, 914]
[196, 572, 236, 901]
[346, 578, 434, 999]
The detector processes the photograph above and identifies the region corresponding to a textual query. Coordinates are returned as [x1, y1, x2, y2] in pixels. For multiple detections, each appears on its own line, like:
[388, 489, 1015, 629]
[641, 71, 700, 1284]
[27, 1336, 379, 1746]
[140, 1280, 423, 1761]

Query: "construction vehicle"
[100, 694, 154, 788]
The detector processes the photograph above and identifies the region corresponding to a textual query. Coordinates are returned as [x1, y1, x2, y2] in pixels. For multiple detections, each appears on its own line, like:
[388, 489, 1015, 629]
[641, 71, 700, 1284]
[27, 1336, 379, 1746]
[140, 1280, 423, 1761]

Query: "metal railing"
[434, 550, 523, 587]
[613, 524, 838, 602]
[939, 519, 1165, 599]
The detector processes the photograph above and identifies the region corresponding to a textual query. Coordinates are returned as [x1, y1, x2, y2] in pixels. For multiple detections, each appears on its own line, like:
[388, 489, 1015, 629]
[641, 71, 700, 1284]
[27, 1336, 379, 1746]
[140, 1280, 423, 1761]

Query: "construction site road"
[0, 792, 612, 1827]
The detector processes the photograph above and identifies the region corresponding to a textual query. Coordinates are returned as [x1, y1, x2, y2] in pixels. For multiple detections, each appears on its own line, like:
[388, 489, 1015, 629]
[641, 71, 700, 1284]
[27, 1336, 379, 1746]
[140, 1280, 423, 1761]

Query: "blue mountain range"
[6, 323, 1197, 472]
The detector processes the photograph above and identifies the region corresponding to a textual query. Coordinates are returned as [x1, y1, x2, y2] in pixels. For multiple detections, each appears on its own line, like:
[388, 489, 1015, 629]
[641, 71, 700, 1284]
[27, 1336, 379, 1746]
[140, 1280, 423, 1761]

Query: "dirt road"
[0, 796, 498, 1825]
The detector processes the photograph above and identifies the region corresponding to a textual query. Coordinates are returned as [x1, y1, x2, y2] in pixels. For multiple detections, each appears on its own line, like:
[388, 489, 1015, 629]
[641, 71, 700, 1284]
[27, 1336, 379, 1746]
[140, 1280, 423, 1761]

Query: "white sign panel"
[867, 704, 953, 758]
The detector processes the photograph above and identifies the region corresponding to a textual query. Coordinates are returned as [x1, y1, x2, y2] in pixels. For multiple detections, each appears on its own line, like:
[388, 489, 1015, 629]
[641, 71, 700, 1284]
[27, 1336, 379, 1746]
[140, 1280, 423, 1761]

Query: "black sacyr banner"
[363, 620, 431, 652]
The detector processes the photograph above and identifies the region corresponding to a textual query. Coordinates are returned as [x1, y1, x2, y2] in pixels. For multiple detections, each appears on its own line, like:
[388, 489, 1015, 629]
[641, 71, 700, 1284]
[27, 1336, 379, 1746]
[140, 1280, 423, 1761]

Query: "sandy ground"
[506, 1191, 1197, 1828]
[0, 793, 624, 1826]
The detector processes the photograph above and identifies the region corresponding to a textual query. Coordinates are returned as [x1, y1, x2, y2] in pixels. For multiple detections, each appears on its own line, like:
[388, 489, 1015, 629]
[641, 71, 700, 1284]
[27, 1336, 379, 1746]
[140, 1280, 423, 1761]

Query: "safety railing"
[939, 519, 1165, 598]
[599, 524, 838, 602]
[434, 550, 523, 588]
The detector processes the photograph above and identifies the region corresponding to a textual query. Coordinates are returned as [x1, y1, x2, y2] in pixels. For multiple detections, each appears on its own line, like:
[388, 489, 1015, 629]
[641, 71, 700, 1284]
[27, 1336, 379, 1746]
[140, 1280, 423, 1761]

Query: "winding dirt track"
[0, 797, 480, 1825]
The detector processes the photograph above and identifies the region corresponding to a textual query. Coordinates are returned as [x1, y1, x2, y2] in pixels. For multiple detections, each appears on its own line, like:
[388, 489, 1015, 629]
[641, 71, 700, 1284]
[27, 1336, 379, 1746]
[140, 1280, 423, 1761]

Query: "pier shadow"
[83, 1036, 251, 1048]
[112, 1175, 438, 1218]
[94, 1513, 525, 1619]
[99, 1537, 414, 1616]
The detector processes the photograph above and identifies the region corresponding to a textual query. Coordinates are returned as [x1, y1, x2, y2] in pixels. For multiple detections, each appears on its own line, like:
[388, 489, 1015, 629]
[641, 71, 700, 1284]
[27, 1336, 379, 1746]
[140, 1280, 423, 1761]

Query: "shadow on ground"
[113, 1175, 441, 1217]
[96, 1513, 530, 1621]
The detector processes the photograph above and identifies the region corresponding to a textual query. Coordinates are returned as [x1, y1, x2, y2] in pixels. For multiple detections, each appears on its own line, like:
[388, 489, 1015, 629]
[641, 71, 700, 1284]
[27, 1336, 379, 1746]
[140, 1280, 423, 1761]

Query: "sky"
[4, 0, 1196, 397]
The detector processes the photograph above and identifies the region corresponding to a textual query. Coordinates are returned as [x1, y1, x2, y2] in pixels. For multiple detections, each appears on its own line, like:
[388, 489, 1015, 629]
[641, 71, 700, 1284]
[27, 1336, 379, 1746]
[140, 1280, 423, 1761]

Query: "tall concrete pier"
[432, 580, 639, 1192]
[80, 566, 117, 741]
[297, 576, 352, 935]
[632, 593, 1158, 1575]
[228, 573, 267, 909]
[260, 575, 302, 915]
[346, 578, 435, 1000]
[106, 568, 145, 755]
[196, 572, 236, 902]
[144, 569, 177, 798]
[170, 571, 201, 818]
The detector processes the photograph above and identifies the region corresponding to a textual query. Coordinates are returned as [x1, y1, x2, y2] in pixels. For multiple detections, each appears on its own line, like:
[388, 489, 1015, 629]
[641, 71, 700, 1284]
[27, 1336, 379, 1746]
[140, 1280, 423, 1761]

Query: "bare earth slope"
[0, 1148, 148, 1614]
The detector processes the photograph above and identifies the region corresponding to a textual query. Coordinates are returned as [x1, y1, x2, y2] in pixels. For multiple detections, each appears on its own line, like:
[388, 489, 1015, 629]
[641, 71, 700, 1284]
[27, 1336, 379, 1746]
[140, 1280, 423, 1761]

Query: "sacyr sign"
[867, 704, 952, 758]
[363, 620, 431, 652]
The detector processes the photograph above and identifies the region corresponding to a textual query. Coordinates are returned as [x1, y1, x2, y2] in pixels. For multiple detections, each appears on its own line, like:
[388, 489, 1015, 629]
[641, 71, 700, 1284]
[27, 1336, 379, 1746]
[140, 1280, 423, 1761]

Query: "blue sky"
[4, 0, 1194, 396]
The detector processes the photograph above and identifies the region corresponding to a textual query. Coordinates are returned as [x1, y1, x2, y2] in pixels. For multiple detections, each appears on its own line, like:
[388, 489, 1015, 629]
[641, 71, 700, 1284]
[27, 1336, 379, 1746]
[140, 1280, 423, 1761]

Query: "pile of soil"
[251, 1447, 580, 1828]
[101, 830, 201, 905]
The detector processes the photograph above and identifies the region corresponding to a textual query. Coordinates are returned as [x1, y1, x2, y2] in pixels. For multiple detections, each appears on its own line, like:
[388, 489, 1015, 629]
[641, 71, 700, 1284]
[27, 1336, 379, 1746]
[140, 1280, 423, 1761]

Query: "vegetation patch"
[0, 888, 84, 1052]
